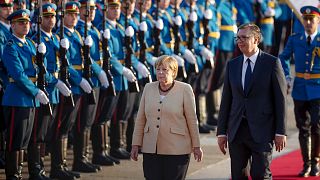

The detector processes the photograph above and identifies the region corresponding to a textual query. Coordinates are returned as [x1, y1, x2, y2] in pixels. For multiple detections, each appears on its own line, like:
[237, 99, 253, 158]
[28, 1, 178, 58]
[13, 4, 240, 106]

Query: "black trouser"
[229, 119, 273, 180]
[4, 106, 35, 151]
[51, 94, 81, 140]
[143, 153, 190, 180]
[273, 19, 291, 57]
[294, 99, 320, 138]
[209, 50, 233, 91]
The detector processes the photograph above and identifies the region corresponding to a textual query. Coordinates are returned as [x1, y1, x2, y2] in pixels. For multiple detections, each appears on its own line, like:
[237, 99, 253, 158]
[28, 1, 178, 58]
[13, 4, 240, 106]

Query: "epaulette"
[7, 39, 13, 46]
[146, 14, 153, 21]
[54, 34, 60, 41]
[93, 26, 100, 36]
[26, 37, 36, 46]
[116, 23, 125, 31]
[74, 29, 82, 40]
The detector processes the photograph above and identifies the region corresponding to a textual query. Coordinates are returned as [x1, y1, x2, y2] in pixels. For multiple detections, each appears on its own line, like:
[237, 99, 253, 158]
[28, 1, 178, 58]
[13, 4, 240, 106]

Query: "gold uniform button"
[306, 53, 309, 56]
[306, 61, 309, 64]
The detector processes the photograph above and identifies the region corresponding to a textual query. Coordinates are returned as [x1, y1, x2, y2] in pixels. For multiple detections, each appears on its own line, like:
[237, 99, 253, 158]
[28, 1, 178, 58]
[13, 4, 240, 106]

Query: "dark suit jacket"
[217, 51, 287, 143]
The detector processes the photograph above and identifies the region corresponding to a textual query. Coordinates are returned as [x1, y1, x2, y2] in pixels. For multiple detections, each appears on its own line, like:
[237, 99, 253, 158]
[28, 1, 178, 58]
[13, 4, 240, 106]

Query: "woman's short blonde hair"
[155, 55, 178, 79]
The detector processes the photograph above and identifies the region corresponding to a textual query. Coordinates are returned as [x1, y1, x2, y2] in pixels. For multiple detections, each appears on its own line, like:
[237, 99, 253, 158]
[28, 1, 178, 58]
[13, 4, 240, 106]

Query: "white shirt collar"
[41, 29, 52, 38]
[13, 34, 26, 44]
[64, 26, 74, 33]
[305, 31, 318, 42]
[243, 49, 259, 65]
[0, 21, 10, 31]
[106, 18, 117, 28]
[78, 19, 92, 28]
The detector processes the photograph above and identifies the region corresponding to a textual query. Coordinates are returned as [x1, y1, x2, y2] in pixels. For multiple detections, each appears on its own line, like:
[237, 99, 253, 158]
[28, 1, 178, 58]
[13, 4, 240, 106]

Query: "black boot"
[103, 123, 120, 164]
[72, 129, 98, 173]
[28, 143, 51, 180]
[5, 150, 22, 180]
[49, 138, 76, 180]
[310, 135, 320, 176]
[110, 120, 130, 159]
[298, 135, 311, 177]
[91, 124, 114, 166]
[0, 132, 6, 169]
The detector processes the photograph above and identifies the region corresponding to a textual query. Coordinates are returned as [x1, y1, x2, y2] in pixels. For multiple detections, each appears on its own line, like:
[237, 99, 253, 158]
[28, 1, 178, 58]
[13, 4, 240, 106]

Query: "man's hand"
[217, 136, 228, 155]
[193, 147, 203, 162]
[275, 135, 286, 152]
[130, 145, 139, 161]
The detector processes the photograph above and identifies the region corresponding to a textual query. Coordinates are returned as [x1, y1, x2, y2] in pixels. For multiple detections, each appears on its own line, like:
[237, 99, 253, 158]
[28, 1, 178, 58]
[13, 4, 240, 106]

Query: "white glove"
[233, 24, 238, 33]
[204, 9, 213, 20]
[55, 80, 72, 97]
[172, 54, 185, 66]
[125, 26, 134, 37]
[84, 35, 93, 47]
[200, 47, 214, 60]
[136, 62, 150, 78]
[140, 21, 148, 32]
[173, 15, 182, 26]
[98, 71, 109, 88]
[60, 38, 70, 50]
[36, 90, 49, 105]
[183, 49, 196, 64]
[80, 78, 92, 93]
[147, 56, 158, 66]
[264, 7, 275, 17]
[123, 67, 137, 82]
[38, 42, 46, 54]
[101, 29, 110, 39]
[155, 18, 164, 30]
[189, 11, 198, 22]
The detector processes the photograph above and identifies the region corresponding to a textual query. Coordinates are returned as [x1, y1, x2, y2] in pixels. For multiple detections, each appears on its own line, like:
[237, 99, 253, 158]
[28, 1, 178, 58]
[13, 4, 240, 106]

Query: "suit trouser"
[229, 119, 273, 180]
[143, 153, 190, 180]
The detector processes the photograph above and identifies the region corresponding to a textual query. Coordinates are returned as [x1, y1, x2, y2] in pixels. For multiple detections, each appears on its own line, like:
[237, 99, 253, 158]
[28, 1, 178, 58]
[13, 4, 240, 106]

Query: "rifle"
[101, 0, 116, 96]
[36, 0, 52, 116]
[82, 1, 97, 104]
[124, 0, 139, 93]
[173, 0, 187, 80]
[186, 0, 199, 74]
[138, 0, 152, 86]
[58, 0, 74, 107]
[202, 0, 213, 69]
[153, 0, 161, 57]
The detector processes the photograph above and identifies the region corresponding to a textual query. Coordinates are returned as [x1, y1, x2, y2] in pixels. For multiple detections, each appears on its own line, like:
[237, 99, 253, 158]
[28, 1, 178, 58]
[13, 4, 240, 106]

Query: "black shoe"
[199, 125, 210, 134]
[88, 162, 101, 171]
[310, 164, 320, 176]
[0, 155, 5, 169]
[50, 168, 75, 180]
[298, 166, 311, 177]
[104, 152, 120, 164]
[62, 164, 81, 179]
[92, 153, 114, 166]
[110, 148, 130, 159]
[72, 160, 98, 173]
[29, 173, 51, 180]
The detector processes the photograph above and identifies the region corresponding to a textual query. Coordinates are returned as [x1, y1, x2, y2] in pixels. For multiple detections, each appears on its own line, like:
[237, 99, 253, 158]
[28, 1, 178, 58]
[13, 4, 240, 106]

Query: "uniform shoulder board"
[93, 26, 100, 36]
[26, 37, 36, 45]
[54, 34, 60, 41]
[74, 30, 82, 39]
[146, 14, 153, 21]
[7, 39, 13, 46]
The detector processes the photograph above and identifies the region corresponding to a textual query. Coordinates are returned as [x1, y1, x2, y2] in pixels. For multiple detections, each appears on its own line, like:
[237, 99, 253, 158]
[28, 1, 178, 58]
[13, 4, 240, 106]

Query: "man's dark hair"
[238, 23, 262, 43]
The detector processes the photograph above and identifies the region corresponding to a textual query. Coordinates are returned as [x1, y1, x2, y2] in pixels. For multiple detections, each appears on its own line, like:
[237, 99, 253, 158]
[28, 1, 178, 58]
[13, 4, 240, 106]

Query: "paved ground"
[0, 93, 299, 180]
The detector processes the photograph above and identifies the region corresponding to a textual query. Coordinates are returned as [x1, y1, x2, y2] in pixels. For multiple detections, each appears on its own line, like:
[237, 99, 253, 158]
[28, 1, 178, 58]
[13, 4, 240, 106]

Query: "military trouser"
[294, 99, 320, 176]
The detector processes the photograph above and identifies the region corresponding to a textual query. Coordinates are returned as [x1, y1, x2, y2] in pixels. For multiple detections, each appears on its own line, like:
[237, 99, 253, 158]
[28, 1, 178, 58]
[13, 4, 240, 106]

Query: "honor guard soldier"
[54, 1, 100, 174]
[98, 0, 136, 160]
[279, 5, 320, 177]
[0, 0, 13, 169]
[30, 3, 72, 180]
[2, 9, 51, 179]
[118, 0, 151, 153]
[76, 0, 113, 167]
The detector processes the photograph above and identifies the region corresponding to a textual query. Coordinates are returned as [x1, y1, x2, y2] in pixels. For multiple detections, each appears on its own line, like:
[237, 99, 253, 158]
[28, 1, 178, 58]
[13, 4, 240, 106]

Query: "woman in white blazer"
[131, 55, 203, 180]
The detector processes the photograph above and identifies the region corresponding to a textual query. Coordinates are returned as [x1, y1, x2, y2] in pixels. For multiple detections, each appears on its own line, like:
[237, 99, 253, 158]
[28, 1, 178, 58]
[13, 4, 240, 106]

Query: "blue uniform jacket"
[0, 22, 12, 87]
[76, 20, 103, 88]
[279, 31, 320, 100]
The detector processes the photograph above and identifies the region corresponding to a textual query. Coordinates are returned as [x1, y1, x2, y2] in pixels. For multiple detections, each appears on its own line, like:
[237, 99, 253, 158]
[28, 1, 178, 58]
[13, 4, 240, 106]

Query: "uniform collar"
[305, 30, 318, 42]
[41, 29, 52, 38]
[0, 20, 10, 31]
[64, 26, 74, 33]
[106, 18, 117, 28]
[12, 34, 26, 44]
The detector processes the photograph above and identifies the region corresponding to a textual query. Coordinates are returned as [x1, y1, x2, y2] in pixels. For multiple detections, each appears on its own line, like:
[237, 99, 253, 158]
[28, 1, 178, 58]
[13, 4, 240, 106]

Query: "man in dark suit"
[217, 23, 287, 180]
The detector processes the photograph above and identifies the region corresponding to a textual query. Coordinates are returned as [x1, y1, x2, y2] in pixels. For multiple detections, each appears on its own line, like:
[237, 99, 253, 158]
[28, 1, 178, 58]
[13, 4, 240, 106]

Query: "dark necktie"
[244, 58, 252, 94]
[307, 35, 311, 46]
